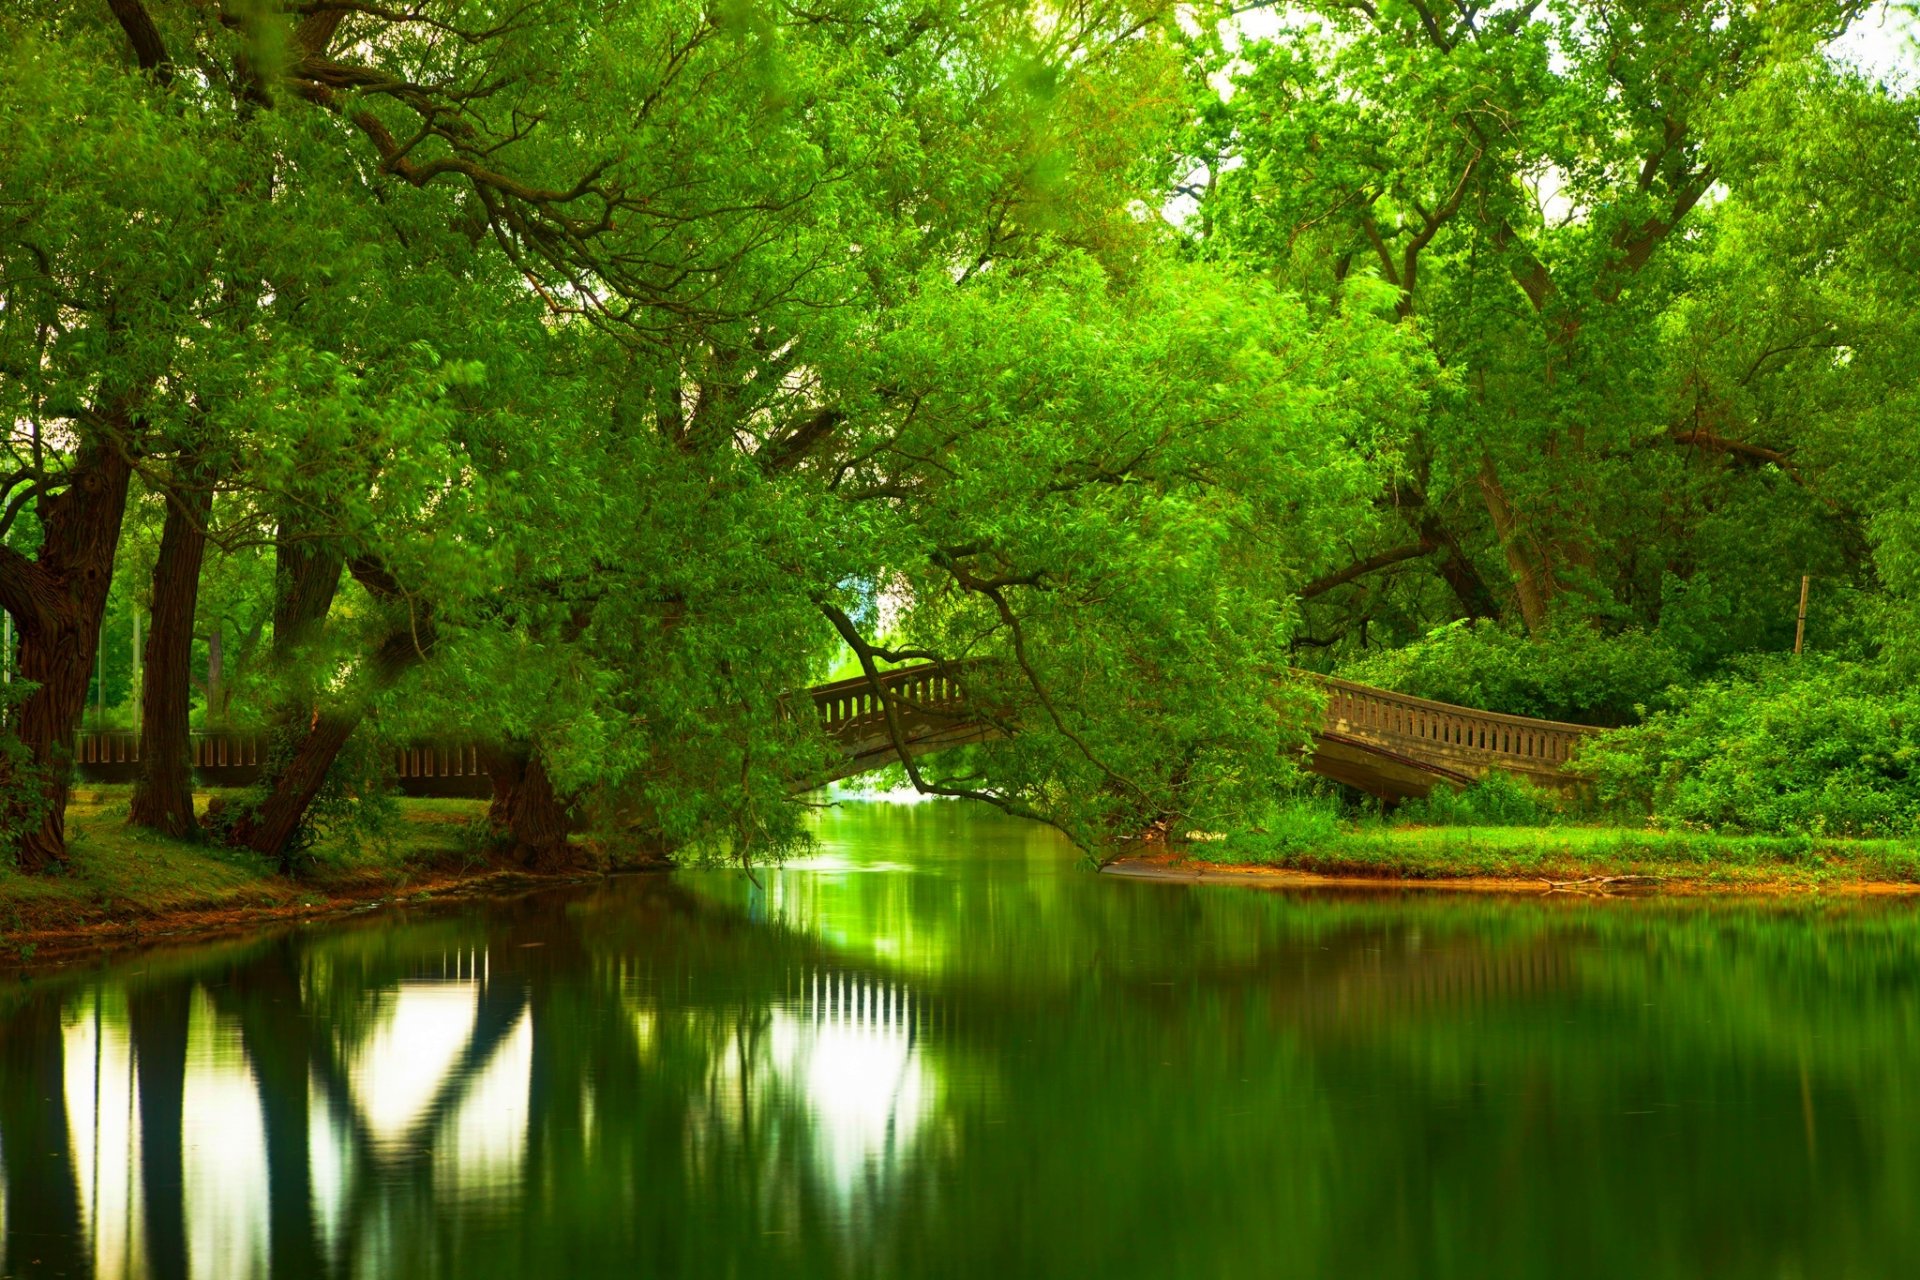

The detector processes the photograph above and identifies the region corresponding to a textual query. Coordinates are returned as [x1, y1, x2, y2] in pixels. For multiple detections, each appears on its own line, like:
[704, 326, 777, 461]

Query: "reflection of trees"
[0, 990, 89, 1278]
[225, 938, 320, 1277]
[127, 984, 190, 1280]
[11, 856, 1920, 1277]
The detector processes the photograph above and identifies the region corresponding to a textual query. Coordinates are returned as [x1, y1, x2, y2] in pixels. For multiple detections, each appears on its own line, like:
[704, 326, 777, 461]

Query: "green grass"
[1187, 821, 1920, 889]
[0, 787, 493, 943]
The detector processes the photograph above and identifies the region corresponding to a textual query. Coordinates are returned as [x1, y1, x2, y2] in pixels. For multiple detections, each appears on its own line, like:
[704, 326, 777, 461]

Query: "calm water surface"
[4, 801, 1920, 1278]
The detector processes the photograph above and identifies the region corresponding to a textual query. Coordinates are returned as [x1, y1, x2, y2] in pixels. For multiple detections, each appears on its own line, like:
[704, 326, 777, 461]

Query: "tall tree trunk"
[131, 466, 216, 836]
[128, 984, 193, 1280]
[0, 438, 135, 871]
[0, 994, 93, 1278]
[486, 742, 575, 870]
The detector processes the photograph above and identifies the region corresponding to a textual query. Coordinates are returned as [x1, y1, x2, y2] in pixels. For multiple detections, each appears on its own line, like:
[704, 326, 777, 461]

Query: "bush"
[209, 725, 401, 868]
[1338, 620, 1691, 726]
[1199, 791, 1344, 861]
[1395, 772, 1560, 827]
[0, 680, 52, 863]
[1581, 655, 1920, 838]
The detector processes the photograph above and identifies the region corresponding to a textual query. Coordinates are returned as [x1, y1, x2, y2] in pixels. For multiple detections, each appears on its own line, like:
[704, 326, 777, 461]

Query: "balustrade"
[1310, 675, 1596, 771]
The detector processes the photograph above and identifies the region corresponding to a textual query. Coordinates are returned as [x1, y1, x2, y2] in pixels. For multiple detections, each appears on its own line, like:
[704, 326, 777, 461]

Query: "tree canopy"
[2, 0, 1918, 865]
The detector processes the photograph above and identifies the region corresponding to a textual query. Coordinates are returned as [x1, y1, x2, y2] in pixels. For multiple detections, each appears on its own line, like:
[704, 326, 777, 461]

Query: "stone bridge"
[807, 664, 1596, 800]
[75, 665, 1597, 802]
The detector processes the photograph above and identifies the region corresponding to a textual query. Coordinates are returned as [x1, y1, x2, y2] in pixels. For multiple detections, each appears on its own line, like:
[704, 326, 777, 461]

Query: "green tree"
[1183, 1, 1886, 658]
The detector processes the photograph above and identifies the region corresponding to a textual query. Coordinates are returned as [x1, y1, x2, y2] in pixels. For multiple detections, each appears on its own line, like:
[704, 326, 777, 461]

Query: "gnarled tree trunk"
[131, 464, 216, 836]
[0, 438, 135, 870]
[272, 530, 344, 666]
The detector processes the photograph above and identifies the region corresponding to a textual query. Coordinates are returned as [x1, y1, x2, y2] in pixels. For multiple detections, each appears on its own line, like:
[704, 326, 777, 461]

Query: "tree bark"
[486, 742, 575, 869]
[271, 529, 344, 664]
[0, 438, 135, 871]
[229, 711, 361, 866]
[131, 465, 216, 836]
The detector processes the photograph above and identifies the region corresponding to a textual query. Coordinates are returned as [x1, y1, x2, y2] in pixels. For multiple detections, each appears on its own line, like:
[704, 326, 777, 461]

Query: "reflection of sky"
[349, 982, 479, 1144]
[182, 990, 269, 1280]
[29, 964, 536, 1279]
[688, 969, 938, 1215]
[782, 976, 930, 1202]
[62, 993, 140, 1280]
[435, 1008, 532, 1203]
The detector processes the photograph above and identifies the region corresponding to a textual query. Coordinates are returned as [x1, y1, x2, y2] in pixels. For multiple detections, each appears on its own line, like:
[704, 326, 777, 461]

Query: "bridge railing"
[1306, 674, 1598, 774]
[74, 730, 487, 789]
[77, 730, 267, 771]
[809, 663, 975, 739]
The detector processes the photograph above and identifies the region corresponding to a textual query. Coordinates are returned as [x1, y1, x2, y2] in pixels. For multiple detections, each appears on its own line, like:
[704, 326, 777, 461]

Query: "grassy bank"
[1154, 822, 1920, 892]
[0, 787, 534, 955]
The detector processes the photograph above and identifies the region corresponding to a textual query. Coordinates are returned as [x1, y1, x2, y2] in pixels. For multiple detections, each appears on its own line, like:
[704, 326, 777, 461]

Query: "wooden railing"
[1307, 674, 1598, 775]
[392, 743, 487, 782]
[78, 730, 266, 771]
[74, 730, 484, 787]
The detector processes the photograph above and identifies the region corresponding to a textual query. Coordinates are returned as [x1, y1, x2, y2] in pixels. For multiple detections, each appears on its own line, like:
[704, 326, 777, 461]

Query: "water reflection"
[5, 803, 1920, 1277]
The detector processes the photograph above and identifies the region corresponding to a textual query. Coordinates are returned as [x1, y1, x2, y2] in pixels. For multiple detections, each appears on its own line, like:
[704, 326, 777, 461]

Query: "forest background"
[3, 0, 1919, 881]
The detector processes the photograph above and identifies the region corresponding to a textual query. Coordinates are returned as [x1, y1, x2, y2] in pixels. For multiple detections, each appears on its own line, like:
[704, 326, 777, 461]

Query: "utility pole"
[1794, 575, 1810, 656]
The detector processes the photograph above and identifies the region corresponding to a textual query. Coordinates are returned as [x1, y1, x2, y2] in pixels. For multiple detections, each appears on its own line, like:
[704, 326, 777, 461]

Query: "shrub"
[0, 680, 52, 863]
[1581, 655, 1920, 838]
[1395, 772, 1560, 827]
[1200, 791, 1344, 861]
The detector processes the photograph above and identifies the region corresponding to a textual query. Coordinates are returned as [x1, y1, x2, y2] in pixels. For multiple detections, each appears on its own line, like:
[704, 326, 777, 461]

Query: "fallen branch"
[1539, 874, 1667, 893]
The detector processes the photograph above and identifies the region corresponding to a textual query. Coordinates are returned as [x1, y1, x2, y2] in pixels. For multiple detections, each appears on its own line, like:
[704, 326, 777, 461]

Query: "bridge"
[807, 664, 1597, 800]
[74, 665, 1597, 802]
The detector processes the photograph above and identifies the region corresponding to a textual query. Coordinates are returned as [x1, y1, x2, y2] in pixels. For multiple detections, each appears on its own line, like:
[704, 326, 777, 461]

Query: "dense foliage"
[1584, 657, 1920, 838]
[1341, 622, 1691, 726]
[0, 1, 1916, 868]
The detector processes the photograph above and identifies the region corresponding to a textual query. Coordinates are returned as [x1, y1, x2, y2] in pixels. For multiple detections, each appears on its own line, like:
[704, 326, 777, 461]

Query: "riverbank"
[0, 787, 602, 959]
[16, 799, 1920, 959]
[1111, 823, 1920, 895]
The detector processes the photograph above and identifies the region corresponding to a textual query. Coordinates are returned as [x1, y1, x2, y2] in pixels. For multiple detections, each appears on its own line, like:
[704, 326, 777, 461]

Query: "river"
[3, 799, 1918, 1277]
